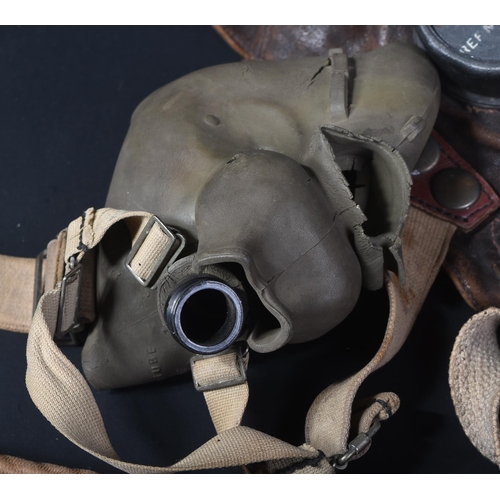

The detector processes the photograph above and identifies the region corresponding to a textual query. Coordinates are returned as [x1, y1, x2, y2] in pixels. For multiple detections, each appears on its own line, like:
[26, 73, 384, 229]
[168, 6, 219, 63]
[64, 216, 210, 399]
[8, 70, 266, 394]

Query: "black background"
[0, 26, 497, 474]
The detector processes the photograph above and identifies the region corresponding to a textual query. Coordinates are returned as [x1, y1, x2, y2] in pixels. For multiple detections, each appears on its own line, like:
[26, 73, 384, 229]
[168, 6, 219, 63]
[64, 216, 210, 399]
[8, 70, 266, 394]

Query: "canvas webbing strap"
[191, 350, 250, 434]
[306, 207, 456, 458]
[26, 286, 332, 473]
[0, 208, 152, 335]
[449, 308, 500, 467]
[0, 206, 455, 473]
[63, 207, 162, 269]
[0, 255, 37, 333]
[0, 454, 95, 474]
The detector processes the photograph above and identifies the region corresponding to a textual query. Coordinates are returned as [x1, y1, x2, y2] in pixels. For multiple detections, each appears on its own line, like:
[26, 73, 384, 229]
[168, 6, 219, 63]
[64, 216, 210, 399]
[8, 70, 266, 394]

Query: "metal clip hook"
[332, 419, 381, 470]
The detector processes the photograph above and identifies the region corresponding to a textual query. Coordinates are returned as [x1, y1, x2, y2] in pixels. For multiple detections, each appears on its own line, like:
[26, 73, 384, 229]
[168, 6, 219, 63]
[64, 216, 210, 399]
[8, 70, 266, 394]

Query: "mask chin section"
[164, 275, 247, 355]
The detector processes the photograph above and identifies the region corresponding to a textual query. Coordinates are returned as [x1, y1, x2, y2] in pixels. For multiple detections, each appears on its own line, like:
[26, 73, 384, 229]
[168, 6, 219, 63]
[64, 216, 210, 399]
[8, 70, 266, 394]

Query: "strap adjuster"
[33, 248, 85, 346]
[125, 216, 185, 288]
[332, 419, 381, 470]
[55, 257, 85, 346]
[191, 345, 248, 392]
[33, 249, 47, 314]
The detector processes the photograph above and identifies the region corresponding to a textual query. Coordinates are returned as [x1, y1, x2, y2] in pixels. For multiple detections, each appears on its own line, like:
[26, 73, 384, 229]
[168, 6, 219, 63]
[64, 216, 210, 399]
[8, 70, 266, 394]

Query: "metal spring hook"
[332, 419, 381, 470]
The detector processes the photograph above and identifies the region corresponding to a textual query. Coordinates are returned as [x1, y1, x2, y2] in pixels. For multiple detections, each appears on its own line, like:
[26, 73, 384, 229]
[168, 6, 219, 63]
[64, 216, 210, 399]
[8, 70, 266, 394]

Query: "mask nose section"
[192, 149, 363, 352]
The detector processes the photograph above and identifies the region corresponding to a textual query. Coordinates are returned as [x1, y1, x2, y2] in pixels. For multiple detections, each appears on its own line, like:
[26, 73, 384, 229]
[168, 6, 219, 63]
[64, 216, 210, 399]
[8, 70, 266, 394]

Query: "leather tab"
[410, 131, 500, 232]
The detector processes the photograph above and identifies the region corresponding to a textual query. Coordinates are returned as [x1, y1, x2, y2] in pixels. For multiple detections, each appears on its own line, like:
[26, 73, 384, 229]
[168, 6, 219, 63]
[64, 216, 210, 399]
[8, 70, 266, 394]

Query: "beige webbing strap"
[24, 209, 329, 473]
[23, 206, 454, 473]
[0, 256, 36, 333]
[26, 289, 323, 472]
[4, 205, 457, 473]
[64, 208, 151, 266]
[191, 351, 249, 434]
[0, 230, 67, 334]
[0, 454, 95, 474]
[0, 209, 152, 335]
[449, 308, 500, 467]
[66, 209, 177, 288]
[305, 207, 456, 458]
[44, 230, 67, 293]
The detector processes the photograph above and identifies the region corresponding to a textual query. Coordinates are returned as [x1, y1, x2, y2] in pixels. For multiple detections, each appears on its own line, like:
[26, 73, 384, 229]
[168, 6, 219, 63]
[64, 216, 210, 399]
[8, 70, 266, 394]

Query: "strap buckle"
[55, 257, 85, 346]
[33, 249, 47, 314]
[34, 247, 88, 346]
[125, 216, 185, 288]
[191, 345, 248, 392]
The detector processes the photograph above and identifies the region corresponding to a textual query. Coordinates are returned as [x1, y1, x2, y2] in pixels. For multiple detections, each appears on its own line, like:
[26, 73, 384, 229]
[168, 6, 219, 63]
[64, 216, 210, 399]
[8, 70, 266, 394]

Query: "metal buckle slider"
[332, 419, 381, 470]
[191, 345, 248, 392]
[125, 216, 185, 288]
[55, 258, 85, 346]
[33, 249, 47, 314]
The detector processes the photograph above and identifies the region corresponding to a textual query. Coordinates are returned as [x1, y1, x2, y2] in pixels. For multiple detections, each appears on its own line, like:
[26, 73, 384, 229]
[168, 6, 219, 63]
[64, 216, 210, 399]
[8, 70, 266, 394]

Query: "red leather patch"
[410, 131, 500, 232]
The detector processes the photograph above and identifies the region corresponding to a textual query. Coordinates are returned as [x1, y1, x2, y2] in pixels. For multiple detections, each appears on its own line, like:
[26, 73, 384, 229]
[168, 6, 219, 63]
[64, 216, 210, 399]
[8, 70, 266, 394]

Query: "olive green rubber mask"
[81, 43, 440, 390]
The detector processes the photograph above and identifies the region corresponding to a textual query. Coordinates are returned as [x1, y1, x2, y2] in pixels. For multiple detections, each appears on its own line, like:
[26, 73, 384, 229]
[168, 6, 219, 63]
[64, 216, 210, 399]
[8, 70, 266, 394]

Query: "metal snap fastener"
[431, 168, 481, 210]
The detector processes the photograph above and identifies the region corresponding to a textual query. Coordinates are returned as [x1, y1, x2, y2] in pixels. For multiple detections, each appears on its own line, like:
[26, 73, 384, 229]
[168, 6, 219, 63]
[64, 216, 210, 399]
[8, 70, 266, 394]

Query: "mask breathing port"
[165, 276, 245, 355]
